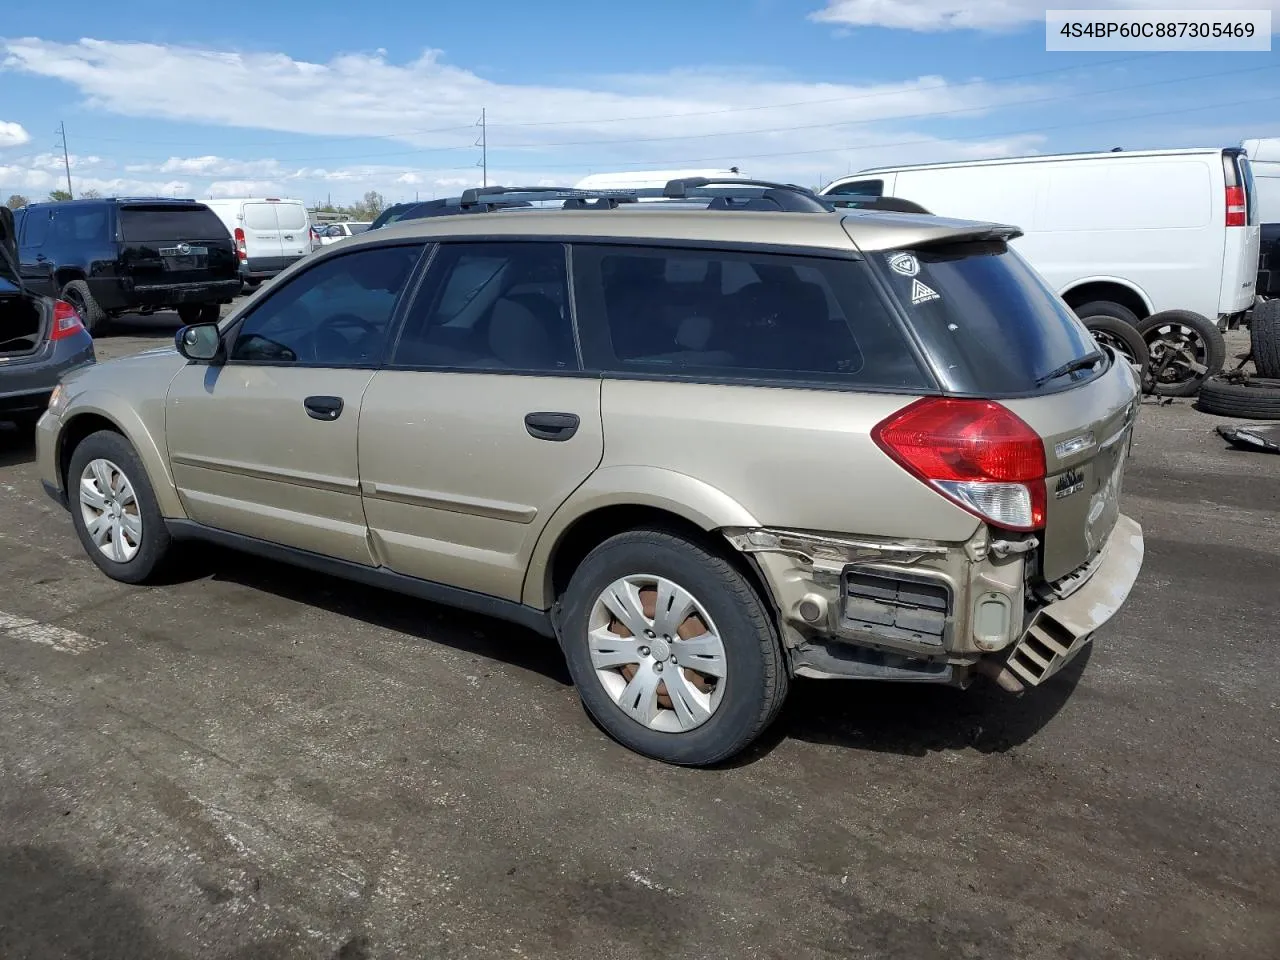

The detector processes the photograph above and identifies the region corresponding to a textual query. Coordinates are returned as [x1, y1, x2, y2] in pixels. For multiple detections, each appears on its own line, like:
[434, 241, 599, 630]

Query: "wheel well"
[57, 413, 120, 489]
[53, 269, 85, 290]
[546, 505, 778, 614]
[1060, 282, 1150, 320]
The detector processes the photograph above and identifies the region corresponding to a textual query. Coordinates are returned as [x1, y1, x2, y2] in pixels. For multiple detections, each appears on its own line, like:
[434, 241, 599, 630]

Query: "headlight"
[47, 383, 68, 416]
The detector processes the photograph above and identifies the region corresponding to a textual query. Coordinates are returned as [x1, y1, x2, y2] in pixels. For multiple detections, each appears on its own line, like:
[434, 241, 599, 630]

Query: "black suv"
[14, 198, 241, 332]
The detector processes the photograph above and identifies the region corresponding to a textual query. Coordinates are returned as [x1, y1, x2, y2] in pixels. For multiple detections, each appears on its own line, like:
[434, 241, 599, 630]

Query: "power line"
[481, 92, 1280, 170]
[195, 61, 1277, 164]
[488, 63, 1279, 150]
[66, 53, 1158, 149]
[495, 53, 1162, 127]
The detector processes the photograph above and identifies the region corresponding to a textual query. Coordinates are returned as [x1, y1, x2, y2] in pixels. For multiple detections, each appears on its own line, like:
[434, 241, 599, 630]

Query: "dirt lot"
[1, 317, 1277, 960]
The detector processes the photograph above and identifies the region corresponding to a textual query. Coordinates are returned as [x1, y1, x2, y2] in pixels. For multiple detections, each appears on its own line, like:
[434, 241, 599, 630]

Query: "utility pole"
[475, 108, 487, 188]
[56, 121, 73, 198]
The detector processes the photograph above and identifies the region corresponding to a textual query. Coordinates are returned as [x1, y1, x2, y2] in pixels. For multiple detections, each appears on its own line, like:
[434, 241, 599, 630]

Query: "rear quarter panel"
[598, 380, 980, 537]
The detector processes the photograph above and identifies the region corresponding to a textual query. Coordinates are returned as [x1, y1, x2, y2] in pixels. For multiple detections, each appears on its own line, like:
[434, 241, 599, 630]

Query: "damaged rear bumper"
[723, 513, 1144, 690]
[995, 514, 1144, 691]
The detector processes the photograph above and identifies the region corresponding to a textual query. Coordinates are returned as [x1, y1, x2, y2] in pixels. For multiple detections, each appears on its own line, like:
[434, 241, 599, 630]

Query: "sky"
[1, 0, 1277, 206]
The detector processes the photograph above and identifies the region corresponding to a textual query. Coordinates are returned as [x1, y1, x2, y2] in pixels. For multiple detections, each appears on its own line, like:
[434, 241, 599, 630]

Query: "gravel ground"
[0, 316, 1277, 959]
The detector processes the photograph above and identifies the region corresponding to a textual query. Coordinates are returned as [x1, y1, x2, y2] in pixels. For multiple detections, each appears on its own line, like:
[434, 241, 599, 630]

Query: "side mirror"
[175, 323, 225, 363]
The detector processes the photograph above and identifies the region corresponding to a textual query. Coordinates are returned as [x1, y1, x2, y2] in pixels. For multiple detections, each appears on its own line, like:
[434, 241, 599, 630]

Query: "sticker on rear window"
[888, 253, 919, 277]
[910, 279, 940, 305]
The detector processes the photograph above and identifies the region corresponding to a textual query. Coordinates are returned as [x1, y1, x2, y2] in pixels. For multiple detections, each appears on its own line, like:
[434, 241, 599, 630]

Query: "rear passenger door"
[357, 241, 603, 602]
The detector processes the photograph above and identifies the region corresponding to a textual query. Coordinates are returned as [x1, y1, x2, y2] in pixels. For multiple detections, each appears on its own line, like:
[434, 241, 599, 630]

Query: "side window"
[23, 208, 50, 248]
[391, 242, 577, 373]
[572, 244, 929, 389]
[55, 205, 107, 243]
[229, 244, 425, 366]
[826, 179, 884, 197]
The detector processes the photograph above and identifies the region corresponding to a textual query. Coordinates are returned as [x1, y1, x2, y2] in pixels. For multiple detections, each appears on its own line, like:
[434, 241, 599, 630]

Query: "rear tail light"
[49, 299, 85, 341]
[872, 397, 1047, 531]
[233, 226, 247, 261]
[1225, 185, 1246, 227]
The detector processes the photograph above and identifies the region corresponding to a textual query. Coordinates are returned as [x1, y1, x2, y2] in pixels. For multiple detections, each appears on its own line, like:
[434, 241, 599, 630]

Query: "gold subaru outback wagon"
[36, 180, 1145, 765]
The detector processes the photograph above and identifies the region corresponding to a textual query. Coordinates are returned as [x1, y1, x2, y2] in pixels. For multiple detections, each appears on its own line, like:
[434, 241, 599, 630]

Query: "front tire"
[67, 430, 174, 584]
[559, 529, 788, 766]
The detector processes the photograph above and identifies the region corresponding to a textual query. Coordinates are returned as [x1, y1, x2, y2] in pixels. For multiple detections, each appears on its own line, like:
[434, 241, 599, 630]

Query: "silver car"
[35, 181, 1144, 765]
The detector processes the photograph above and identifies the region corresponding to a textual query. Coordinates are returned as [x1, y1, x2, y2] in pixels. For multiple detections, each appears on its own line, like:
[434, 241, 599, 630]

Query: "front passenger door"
[165, 242, 427, 563]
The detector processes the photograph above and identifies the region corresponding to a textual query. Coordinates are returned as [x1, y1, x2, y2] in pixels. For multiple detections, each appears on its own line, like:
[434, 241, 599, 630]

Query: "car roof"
[345, 206, 1019, 255]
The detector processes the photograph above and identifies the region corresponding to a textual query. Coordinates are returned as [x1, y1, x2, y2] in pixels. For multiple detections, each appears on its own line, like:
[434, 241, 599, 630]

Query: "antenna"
[55, 121, 73, 198]
[475, 108, 487, 188]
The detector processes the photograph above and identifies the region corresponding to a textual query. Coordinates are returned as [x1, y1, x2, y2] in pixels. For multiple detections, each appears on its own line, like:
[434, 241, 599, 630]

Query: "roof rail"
[456, 179, 834, 213]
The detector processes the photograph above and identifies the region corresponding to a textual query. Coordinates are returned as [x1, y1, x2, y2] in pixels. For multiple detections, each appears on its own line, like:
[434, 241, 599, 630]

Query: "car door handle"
[303, 395, 344, 421]
[524, 412, 580, 441]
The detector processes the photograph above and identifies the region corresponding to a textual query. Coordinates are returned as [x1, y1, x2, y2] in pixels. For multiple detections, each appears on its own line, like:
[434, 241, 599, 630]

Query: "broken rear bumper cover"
[723, 514, 1144, 690]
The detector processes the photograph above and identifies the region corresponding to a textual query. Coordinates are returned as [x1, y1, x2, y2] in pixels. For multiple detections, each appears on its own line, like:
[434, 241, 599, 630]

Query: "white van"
[821, 148, 1261, 327]
[1242, 138, 1279, 299]
[205, 198, 313, 287]
[574, 168, 747, 196]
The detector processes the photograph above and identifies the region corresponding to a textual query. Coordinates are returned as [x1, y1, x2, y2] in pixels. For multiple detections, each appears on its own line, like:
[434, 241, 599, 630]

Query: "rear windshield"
[871, 241, 1101, 395]
[119, 205, 229, 242]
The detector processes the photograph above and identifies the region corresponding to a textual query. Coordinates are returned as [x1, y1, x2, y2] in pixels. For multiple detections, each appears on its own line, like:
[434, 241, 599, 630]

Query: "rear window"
[573, 244, 929, 389]
[119, 205, 229, 241]
[872, 241, 1101, 394]
[275, 203, 307, 230]
[243, 203, 278, 230]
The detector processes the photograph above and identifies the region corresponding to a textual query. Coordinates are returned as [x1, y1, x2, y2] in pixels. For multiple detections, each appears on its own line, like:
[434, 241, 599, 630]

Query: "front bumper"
[35, 409, 64, 506]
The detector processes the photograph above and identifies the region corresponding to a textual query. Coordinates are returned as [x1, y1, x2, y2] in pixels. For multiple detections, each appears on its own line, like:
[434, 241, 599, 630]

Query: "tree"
[4, 194, 28, 210]
[80, 188, 102, 199]
[47, 189, 72, 202]
[352, 190, 385, 220]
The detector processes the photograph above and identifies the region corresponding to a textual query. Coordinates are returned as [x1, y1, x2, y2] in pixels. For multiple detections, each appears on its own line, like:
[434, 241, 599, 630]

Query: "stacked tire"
[1197, 300, 1280, 419]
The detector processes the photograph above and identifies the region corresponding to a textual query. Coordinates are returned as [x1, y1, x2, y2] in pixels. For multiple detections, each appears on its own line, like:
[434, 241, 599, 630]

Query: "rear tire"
[1073, 299, 1141, 329]
[1250, 299, 1280, 379]
[1079, 312, 1149, 373]
[558, 529, 788, 766]
[67, 430, 174, 584]
[1196, 376, 1280, 420]
[1135, 309, 1225, 398]
[176, 304, 201, 325]
[60, 280, 105, 335]
[198, 303, 221, 323]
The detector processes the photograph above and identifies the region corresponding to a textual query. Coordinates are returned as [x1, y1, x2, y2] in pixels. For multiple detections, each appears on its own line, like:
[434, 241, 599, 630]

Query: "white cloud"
[0, 120, 31, 148]
[811, 0, 1280, 32]
[27, 151, 103, 170]
[1, 36, 1051, 183]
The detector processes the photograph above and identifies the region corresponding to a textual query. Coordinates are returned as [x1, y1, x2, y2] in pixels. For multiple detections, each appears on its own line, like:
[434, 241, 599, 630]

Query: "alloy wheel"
[1144, 321, 1211, 390]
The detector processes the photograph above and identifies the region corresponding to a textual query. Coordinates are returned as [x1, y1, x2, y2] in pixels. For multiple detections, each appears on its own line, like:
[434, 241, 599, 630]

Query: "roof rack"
[457, 178, 835, 213]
